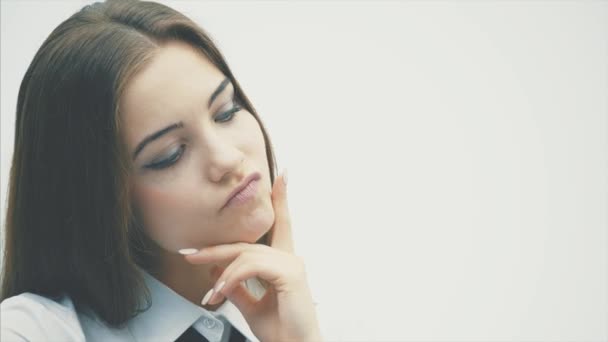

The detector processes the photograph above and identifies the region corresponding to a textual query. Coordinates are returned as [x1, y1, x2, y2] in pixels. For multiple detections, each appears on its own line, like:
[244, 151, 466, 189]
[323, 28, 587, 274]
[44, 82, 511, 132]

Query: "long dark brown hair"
[1, 0, 277, 328]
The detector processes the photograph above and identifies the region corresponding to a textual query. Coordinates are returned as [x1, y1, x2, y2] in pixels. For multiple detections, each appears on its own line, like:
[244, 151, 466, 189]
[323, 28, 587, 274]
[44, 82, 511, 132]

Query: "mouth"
[221, 172, 261, 211]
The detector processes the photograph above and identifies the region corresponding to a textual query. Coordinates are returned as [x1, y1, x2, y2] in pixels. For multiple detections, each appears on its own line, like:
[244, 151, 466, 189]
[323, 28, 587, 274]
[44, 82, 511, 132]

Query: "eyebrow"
[132, 77, 231, 160]
[208, 77, 231, 109]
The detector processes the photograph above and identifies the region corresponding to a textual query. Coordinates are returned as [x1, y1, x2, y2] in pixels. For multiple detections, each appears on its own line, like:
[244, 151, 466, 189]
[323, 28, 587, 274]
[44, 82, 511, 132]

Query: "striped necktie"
[175, 324, 247, 342]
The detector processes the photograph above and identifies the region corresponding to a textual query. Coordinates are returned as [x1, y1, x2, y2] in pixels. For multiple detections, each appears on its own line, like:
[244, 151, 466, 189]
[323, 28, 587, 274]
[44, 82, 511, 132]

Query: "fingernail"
[178, 248, 199, 255]
[282, 168, 288, 186]
[214, 280, 226, 293]
[201, 288, 214, 305]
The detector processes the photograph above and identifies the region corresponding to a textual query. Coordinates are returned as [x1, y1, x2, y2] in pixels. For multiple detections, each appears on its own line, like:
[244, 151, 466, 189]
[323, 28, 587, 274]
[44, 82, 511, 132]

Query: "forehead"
[119, 40, 226, 144]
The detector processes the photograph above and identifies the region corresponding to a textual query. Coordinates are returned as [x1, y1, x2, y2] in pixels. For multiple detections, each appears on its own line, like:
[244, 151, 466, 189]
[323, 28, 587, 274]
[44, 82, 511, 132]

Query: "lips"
[221, 172, 261, 210]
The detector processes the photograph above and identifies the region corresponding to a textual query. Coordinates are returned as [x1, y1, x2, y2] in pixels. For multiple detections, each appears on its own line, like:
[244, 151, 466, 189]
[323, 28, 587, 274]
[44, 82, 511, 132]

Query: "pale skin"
[120, 40, 321, 341]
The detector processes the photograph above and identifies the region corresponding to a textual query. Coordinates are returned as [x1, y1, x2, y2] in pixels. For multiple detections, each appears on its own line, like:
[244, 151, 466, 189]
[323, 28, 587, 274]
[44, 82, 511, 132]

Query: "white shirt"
[1, 268, 264, 341]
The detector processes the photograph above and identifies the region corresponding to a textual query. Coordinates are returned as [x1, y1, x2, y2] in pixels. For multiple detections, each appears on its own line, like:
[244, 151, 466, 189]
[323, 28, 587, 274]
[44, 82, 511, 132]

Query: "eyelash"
[144, 99, 243, 170]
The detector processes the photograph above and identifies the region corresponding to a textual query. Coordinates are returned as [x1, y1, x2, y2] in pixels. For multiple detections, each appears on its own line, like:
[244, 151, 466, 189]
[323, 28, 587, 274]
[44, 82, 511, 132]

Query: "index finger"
[182, 242, 257, 265]
[269, 169, 295, 253]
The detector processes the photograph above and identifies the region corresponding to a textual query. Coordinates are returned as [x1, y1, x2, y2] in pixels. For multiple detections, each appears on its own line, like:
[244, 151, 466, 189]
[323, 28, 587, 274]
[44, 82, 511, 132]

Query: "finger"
[269, 168, 295, 253]
[207, 291, 225, 306]
[208, 266, 226, 305]
[210, 265, 223, 279]
[208, 258, 260, 309]
[213, 254, 292, 299]
[183, 242, 264, 265]
[218, 281, 257, 316]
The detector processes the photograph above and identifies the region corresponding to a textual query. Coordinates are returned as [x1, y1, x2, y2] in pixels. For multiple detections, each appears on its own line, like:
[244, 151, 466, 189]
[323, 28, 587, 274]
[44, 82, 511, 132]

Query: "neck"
[155, 250, 226, 311]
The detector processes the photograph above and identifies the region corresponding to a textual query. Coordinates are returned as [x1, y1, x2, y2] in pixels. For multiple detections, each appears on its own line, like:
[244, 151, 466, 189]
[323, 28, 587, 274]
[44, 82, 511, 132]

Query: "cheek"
[132, 183, 213, 252]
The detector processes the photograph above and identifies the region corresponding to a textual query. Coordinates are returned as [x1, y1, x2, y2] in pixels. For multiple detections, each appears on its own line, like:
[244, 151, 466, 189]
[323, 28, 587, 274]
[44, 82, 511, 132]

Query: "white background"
[1, 1, 606, 341]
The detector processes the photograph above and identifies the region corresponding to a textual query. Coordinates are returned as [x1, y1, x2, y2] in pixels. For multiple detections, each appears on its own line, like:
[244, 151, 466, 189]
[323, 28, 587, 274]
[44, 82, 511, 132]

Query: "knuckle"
[241, 250, 255, 259]
[252, 243, 267, 252]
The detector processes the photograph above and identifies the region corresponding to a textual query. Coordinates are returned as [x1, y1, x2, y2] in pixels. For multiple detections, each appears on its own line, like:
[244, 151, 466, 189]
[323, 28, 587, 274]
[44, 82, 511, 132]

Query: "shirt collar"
[127, 268, 259, 342]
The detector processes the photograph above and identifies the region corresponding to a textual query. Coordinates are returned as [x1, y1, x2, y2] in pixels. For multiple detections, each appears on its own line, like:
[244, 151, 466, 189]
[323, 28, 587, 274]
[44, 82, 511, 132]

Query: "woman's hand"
[182, 170, 322, 342]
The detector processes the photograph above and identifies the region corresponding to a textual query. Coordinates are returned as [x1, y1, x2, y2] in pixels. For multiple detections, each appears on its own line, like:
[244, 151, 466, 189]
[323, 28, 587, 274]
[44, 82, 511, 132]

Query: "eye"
[145, 144, 185, 170]
[215, 97, 242, 123]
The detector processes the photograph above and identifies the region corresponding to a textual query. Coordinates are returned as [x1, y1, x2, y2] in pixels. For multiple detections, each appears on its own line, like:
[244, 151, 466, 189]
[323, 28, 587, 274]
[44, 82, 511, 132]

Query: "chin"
[233, 205, 275, 243]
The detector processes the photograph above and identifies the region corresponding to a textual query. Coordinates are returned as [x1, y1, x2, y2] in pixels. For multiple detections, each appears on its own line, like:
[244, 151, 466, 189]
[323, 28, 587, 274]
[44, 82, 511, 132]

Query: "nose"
[204, 137, 245, 183]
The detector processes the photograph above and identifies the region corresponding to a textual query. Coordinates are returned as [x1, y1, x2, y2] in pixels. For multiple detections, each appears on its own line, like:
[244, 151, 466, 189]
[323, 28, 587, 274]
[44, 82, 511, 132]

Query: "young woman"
[0, 0, 321, 341]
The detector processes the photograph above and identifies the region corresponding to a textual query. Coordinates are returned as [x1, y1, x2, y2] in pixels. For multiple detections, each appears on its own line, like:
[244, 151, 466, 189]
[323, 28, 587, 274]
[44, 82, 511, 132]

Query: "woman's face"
[120, 40, 274, 253]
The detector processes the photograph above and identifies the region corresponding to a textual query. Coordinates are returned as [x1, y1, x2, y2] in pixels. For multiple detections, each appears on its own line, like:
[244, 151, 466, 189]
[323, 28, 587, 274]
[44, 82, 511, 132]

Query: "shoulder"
[1, 292, 85, 341]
